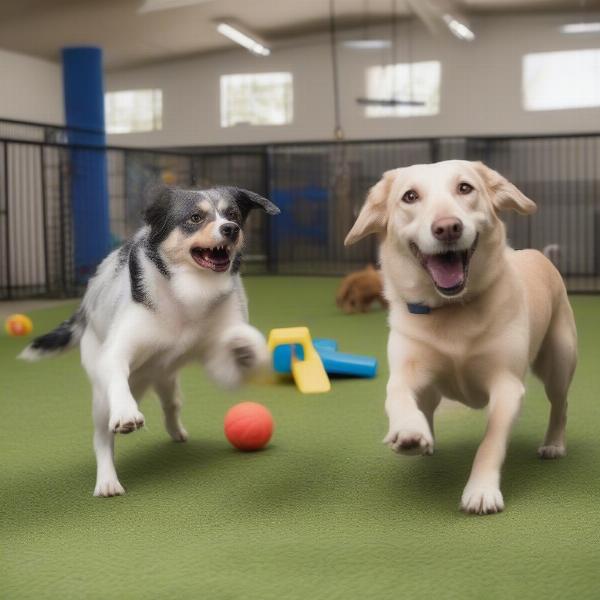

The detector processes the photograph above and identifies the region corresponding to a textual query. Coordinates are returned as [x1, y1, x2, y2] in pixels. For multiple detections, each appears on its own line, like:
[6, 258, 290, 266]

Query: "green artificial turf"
[1, 277, 599, 599]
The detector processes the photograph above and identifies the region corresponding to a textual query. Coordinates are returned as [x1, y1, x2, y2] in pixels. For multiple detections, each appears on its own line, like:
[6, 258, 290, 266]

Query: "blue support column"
[61, 46, 110, 283]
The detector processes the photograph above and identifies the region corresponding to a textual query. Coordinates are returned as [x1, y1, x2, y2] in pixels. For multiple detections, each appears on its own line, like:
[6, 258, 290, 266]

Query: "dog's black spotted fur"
[231, 252, 243, 274]
[117, 239, 134, 269]
[128, 243, 152, 308]
[144, 241, 170, 279]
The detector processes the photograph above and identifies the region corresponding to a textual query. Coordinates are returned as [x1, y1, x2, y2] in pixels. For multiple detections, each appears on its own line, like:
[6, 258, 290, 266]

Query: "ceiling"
[0, 0, 598, 70]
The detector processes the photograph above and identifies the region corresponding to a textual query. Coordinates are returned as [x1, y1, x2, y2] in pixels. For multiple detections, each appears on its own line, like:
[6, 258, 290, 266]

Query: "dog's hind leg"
[92, 387, 125, 497]
[534, 306, 577, 459]
[154, 377, 188, 442]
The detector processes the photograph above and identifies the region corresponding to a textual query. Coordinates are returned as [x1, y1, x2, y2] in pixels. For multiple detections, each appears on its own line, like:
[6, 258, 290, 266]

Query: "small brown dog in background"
[336, 264, 387, 314]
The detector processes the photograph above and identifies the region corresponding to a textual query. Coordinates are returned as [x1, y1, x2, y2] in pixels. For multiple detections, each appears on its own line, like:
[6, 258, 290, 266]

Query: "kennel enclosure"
[1, 117, 599, 298]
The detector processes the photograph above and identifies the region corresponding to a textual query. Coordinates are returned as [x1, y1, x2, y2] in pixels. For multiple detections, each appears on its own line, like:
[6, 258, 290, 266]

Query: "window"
[105, 89, 162, 134]
[220, 72, 293, 127]
[523, 49, 600, 111]
[365, 61, 441, 118]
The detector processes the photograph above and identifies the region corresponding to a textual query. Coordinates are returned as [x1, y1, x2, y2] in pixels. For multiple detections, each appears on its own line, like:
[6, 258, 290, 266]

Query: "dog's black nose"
[431, 217, 463, 242]
[220, 222, 240, 241]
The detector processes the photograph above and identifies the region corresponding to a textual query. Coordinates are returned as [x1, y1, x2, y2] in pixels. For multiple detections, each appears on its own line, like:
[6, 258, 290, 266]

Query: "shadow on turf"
[381, 436, 587, 516]
[2, 433, 591, 533]
[0, 438, 233, 530]
[1, 435, 335, 532]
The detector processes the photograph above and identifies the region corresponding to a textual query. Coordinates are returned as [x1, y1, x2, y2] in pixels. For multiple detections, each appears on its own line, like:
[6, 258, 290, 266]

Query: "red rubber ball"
[224, 402, 274, 451]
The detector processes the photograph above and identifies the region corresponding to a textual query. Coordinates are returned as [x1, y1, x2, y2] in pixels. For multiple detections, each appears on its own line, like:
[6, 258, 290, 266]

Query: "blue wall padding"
[273, 338, 377, 378]
[62, 46, 110, 283]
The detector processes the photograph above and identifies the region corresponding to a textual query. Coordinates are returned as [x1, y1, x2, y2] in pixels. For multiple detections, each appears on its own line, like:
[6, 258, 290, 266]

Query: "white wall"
[0, 48, 64, 124]
[106, 11, 600, 147]
[107, 40, 334, 147]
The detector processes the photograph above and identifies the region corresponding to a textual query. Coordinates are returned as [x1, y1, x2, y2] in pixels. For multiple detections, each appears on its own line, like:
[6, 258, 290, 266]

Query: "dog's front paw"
[537, 444, 566, 459]
[460, 480, 504, 515]
[384, 413, 434, 456]
[226, 326, 269, 374]
[206, 325, 269, 388]
[231, 340, 258, 369]
[109, 406, 145, 434]
[94, 478, 125, 497]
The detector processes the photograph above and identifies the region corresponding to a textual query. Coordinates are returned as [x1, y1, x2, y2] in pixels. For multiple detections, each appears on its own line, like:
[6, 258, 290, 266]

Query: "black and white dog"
[20, 186, 280, 497]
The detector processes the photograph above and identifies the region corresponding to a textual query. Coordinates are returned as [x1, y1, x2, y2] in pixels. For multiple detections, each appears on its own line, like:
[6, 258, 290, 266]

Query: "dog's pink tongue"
[424, 253, 464, 289]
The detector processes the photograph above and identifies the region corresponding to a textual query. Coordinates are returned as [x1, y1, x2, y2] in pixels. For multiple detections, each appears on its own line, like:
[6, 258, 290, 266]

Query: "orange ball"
[224, 402, 274, 451]
[5, 314, 33, 337]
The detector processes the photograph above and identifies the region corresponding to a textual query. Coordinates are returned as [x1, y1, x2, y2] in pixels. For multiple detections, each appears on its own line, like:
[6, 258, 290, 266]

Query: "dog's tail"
[18, 309, 86, 361]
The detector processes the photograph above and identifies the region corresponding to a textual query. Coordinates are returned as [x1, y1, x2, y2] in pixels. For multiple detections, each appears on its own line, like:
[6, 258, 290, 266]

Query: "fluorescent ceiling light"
[343, 39, 391, 50]
[216, 21, 270, 56]
[560, 22, 600, 34]
[138, 0, 214, 13]
[443, 14, 475, 41]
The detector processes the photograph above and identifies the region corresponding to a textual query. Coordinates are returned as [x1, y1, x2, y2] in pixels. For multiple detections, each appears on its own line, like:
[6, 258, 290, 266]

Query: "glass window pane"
[220, 73, 293, 127]
[523, 49, 600, 111]
[105, 89, 163, 134]
[365, 61, 441, 118]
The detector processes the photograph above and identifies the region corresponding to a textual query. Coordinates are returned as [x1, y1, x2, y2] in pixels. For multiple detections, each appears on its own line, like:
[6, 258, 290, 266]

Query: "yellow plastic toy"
[267, 327, 331, 394]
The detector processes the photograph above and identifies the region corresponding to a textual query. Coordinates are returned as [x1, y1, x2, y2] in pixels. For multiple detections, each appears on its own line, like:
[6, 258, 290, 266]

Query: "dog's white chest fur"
[164, 268, 233, 316]
[128, 269, 239, 373]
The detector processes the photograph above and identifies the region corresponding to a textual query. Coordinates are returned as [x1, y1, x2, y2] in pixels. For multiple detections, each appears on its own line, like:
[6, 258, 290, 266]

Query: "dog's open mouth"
[410, 235, 478, 297]
[190, 246, 231, 272]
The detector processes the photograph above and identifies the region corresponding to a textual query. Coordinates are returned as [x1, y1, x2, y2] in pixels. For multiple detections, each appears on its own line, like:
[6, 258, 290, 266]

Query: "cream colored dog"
[345, 160, 577, 515]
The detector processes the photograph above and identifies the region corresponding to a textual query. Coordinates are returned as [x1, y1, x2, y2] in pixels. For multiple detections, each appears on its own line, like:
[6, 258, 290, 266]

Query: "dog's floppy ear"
[143, 184, 175, 243]
[345, 170, 396, 246]
[224, 187, 280, 222]
[473, 162, 537, 215]
[144, 184, 172, 224]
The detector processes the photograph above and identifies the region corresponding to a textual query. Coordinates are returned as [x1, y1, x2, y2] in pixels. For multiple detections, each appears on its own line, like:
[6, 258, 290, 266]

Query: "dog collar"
[406, 302, 431, 315]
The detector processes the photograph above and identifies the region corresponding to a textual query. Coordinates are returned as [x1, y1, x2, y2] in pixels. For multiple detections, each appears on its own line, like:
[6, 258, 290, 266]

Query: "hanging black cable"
[356, 0, 424, 108]
[406, 2, 414, 104]
[328, 0, 343, 139]
[390, 0, 398, 101]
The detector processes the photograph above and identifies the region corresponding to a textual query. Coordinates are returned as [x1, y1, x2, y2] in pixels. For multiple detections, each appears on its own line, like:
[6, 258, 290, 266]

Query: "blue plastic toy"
[273, 338, 377, 378]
